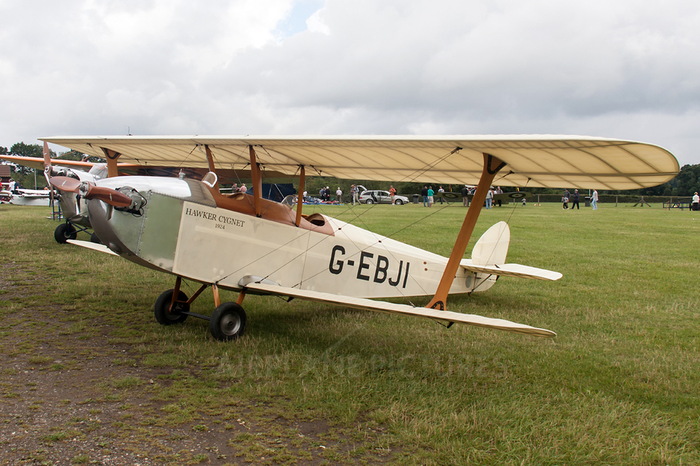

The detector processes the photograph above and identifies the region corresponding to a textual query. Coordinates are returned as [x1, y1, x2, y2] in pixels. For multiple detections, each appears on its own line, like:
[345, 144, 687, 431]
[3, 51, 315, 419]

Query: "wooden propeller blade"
[49, 176, 81, 193]
[83, 186, 133, 208]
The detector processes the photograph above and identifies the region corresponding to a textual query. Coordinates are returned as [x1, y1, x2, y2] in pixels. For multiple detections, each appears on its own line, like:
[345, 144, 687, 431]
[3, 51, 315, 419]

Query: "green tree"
[9, 143, 45, 176]
[7, 142, 53, 189]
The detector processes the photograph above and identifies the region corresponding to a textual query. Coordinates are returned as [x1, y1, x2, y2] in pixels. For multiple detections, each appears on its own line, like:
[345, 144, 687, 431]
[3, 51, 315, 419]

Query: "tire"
[365, 199, 373, 204]
[154, 289, 189, 325]
[54, 223, 77, 244]
[395, 199, 404, 205]
[209, 302, 247, 341]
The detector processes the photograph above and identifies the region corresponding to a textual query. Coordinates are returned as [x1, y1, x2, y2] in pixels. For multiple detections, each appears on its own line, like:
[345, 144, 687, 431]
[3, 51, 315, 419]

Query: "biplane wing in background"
[38, 135, 679, 341]
[0, 148, 293, 243]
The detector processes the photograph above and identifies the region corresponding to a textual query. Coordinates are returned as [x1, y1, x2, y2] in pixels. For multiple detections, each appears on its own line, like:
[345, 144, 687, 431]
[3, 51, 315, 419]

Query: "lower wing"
[243, 282, 555, 338]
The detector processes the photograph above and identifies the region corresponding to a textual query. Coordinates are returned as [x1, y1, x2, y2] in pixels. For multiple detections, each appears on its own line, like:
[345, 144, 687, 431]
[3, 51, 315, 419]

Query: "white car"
[359, 189, 409, 205]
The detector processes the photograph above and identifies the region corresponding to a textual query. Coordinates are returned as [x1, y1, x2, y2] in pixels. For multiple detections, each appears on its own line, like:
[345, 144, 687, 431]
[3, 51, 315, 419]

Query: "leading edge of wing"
[460, 262, 563, 281]
[243, 282, 556, 338]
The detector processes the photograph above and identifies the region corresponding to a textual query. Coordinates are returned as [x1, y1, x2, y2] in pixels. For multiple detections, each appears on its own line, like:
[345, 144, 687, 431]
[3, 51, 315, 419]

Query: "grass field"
[1, 201, 699, 465]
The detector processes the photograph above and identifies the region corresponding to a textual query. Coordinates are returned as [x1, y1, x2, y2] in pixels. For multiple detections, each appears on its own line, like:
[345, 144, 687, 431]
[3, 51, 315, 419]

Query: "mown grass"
[1, 201, 699, 465]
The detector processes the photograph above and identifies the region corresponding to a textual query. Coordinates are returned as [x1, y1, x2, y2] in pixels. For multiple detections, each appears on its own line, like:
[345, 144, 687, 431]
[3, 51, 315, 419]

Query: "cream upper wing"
[41, 135, 679, 190]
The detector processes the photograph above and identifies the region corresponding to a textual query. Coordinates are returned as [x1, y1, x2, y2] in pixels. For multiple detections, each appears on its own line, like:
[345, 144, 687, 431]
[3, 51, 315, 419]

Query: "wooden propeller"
[81, 185, 133, 208]
[49, 176, 81, 193]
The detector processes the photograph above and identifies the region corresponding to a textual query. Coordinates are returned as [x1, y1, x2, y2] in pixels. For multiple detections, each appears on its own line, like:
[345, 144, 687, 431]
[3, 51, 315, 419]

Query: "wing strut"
[295, 165, 305, 227]
[249, 145, 263, 217]
[426, 153, 506, 310]
[101, 148, 121, 178]
[204, 145, 220, 191]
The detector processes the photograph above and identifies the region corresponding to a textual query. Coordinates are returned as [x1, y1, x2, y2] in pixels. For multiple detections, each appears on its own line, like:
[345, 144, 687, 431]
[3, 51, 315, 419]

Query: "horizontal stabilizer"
[243, 282, 555, 338]
[67, 239, 118, 256]
[460, 261, 562, 281]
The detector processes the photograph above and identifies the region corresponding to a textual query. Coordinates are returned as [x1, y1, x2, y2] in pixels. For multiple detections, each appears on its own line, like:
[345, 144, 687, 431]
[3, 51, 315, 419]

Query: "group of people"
[420, 186, 434, 207]
[6, 179, 19, 193]
[230, 182, 247, 193]
[562, 189, 599, 210]
[457, 185, 505, 209]
[317, 186, 343, 203]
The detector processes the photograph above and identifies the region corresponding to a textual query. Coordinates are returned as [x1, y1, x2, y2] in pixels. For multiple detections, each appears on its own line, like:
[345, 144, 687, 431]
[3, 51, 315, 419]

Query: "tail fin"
[472, 221, 510, 266]
[464, 221, 510, 293]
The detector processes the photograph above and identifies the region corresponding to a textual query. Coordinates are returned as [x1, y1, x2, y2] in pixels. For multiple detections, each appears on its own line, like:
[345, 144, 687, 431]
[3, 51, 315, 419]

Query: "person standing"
[389, 185, 396, 205]
[421, 186, 428, 207]
[692, 191, 699, 211]
[427, 186, 434, 207]
[437, 186, 445, 204]
[336, 187, 343, 203]
[571, 189, 580, 210]
[461, 184, 470, 207]
[350, 184, 358, 205]
[485, 187, 493, 209]
[591, 189, 599, 210]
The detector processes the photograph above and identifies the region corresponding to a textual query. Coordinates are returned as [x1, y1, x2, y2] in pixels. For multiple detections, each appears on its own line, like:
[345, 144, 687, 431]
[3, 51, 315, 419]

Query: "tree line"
[2, 142, 699, 197]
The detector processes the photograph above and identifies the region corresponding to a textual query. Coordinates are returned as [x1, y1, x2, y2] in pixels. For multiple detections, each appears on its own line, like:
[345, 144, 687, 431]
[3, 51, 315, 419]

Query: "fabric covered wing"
[40, 135, 679, 190]
[243, 282, 556, 337]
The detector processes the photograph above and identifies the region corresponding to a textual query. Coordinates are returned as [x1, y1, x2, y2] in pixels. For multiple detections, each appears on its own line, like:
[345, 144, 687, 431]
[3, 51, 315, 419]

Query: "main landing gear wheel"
[54, 223, 77, 244]
[154, 289, 190, 325]
[209, 302, 247, 341]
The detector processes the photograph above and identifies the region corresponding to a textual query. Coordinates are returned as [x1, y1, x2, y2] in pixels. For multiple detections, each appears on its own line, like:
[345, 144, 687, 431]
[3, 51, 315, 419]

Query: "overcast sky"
[1, 0, 699, 166]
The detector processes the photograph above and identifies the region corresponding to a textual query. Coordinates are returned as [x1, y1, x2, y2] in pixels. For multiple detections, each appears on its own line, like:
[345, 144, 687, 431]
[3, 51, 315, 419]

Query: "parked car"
[359, 190, 409, 205]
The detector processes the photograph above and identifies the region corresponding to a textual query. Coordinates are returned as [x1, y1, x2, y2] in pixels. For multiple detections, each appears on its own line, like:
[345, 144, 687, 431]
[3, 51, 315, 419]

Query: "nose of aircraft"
[49, 176, 132, 208]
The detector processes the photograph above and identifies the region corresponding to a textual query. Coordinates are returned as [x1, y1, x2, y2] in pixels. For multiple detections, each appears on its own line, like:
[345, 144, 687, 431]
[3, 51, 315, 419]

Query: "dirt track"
[0, 269, 384, 465]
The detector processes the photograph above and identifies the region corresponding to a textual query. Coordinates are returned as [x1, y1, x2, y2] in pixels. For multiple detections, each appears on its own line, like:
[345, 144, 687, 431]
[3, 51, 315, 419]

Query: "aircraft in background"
[435, 188, 528, 206]
[1, 145, 106, 242]
[38, 135, 679, 341]
[0, 187, 51, 206]
[1, 144, 292, 243]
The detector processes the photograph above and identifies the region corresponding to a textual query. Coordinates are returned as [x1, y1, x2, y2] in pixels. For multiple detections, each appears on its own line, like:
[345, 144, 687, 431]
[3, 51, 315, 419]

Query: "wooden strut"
[426, 153, 506, 311]
[170, 276, 221, 312]
[248, 145, 263, 217]
[295, 165, 305, 227]
[101, 148, 121, 178]
[212, 284, 221, 307]
[204, 145, 220, 191]
[170, 276, 183, 312]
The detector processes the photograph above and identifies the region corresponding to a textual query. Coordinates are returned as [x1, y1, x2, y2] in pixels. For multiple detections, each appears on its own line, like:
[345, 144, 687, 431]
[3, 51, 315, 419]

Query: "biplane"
[37, 135, 679, 341]
[1, 147, 106, 241]
[1, 144, 289, 243]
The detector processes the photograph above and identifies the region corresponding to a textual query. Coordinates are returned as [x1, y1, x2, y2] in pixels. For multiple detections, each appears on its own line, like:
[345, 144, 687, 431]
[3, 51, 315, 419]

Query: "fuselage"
[87, 176, 484, 299]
